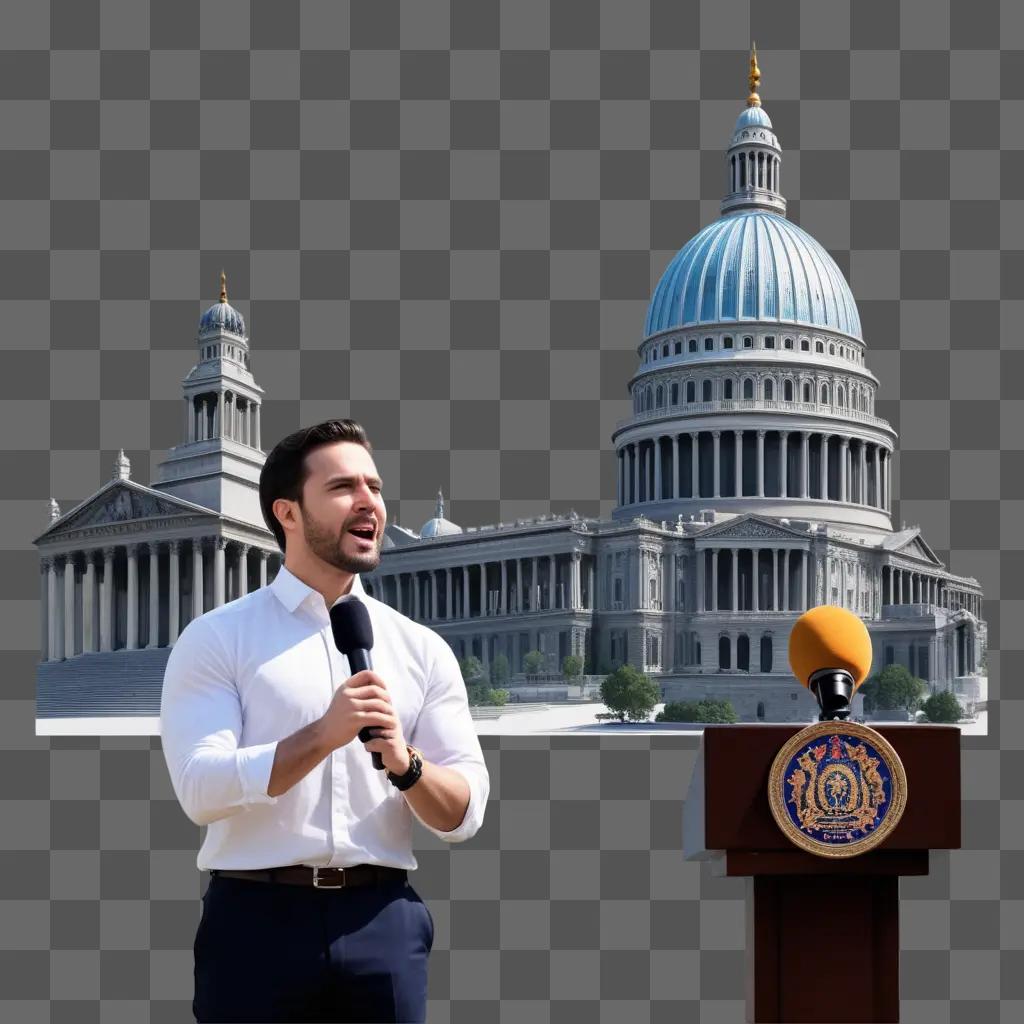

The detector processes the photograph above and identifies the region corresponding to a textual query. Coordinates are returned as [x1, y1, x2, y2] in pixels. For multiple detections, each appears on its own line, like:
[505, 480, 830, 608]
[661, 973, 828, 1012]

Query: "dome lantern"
[198, 269, 247, 342]
[721, 43, 786, 218]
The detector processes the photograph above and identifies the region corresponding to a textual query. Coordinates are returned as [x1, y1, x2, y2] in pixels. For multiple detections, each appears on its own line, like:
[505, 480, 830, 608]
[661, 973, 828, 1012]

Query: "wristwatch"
[386, 744, 423, 791]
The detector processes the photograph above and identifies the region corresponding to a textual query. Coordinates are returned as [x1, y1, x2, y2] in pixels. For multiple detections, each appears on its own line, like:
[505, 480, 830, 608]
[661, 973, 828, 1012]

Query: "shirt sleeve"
[159, 615, 280, 828]
[407, 635, 490, 843]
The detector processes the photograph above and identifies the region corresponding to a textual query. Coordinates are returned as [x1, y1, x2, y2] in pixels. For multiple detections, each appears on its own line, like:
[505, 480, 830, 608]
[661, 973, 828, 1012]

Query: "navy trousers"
[193, 872, 434, 1023]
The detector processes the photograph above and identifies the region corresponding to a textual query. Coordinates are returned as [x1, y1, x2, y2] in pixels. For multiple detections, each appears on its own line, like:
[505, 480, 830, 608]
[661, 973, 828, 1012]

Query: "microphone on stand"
[787, 604, 874, 721]
[329, 597, 386, 770]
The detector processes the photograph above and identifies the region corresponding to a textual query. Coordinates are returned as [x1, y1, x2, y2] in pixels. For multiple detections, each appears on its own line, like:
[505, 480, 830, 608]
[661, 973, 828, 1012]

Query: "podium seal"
[768, 721, 908, 858]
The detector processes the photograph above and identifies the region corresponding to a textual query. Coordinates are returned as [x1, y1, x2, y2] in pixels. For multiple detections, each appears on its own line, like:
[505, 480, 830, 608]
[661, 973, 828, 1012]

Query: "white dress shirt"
[159, 564, 489, 871]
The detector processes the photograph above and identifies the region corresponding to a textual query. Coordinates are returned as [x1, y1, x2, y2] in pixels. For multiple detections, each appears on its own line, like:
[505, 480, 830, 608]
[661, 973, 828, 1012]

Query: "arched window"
[821, 383, 830, 404]
[765, 336, 775, 349]
[829, 343, 835, 355]
[737, 634, 750, 671]
[784, 379, 793, 402]
[760, 635, 773, 673]
[645, 385, 653, 409]
[724, 336, 733, 348]
[656, 384, 664, 407]
[837, 385, 844, 407]
[803, 382, 811, 403]
[739, 152, 746, 187]
[662, 342, 669, 357]
[724, 379, 733, 399]
[686, 380, 696, 403]
[785, 337, 793, 349]
[756, 700, 766, 720]
[815, 341, 824, 353]
[719, 636, 731, 670]
[801, 339, 809, 351]
[671, 382, 679, 404]
[704, 337, 713, 351]
[702, 379, 712, 402]
[689, 339, 697, 352]
[743, 336, 753, 348]
[764, 379, 774, 401]
[743, 378, 753, 400]
[675, 340, 682, 354]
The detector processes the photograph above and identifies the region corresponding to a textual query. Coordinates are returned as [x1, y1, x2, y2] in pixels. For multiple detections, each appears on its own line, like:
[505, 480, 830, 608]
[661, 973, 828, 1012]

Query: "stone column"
[752, 548, 759, 612]
[192, 538, 205, 619]
[45, 557, 59, 660]
[499, 560, 507, 614]
[632, 442, 639, 504]
[712, 430, 721, 498]
[238, 544, 250, 596]
[671, 435, 680, 498]
[820, 434, 829, 500]
[783, 549, 790, 611]
[83, 553, 96, 653]
[780, 431, 788, 497]
[571, 551, 581, 610]
[653, 436, 662, 501]
[463, 565, 470, 617]
[147, 542, 160, 647]
[861, 441, 868, 505]
[479, 562, 487, 616]
[709, 548, 717, 612]
[801, 432, 810, 498]
[63, 554, 76, 658]
[547, 553, 556, 609]
[773, 548, 780, 611]
[258, 549, 268, 588]
[214, 537, 226, 607]
[100, 546, 115, 652]
[735, 430, 743, 496]
[445, 568, 452, 620]
[840, 438, 849, 502]
[801, 549, 808, 610]
[126, 543, 139, 650]
[756, 430, 765, 497]
[697, 548, 705, 611]
[690, 432, 699, 498]
[168, 541, 180, 643]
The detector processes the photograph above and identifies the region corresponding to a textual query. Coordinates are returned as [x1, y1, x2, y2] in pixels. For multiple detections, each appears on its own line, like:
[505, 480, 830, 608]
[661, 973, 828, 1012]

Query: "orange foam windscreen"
[787, 604, 873, 692]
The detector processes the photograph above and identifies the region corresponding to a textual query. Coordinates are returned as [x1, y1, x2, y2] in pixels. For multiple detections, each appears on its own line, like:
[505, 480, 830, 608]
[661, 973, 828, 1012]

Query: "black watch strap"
[387, 745, 423, 791]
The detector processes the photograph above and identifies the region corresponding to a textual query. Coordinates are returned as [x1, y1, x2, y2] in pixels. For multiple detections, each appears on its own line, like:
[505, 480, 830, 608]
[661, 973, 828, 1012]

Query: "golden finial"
[219, 269, 228, 303]
[747, 41, 761, 107]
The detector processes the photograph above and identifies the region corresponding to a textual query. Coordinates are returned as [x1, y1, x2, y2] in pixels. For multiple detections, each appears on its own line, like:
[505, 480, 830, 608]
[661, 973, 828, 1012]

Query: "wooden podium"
[683, 724, 961, 1023]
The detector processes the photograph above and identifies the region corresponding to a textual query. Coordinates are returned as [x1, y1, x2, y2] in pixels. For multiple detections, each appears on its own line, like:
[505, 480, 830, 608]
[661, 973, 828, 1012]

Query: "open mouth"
[348, 525, 376, 544]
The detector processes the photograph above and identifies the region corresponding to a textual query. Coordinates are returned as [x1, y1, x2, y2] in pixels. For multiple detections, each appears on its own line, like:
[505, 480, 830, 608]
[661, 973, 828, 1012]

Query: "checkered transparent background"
[1, 1, 1022, 1021]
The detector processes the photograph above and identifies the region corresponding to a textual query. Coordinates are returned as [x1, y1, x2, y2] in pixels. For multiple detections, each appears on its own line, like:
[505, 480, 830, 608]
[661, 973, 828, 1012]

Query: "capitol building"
[35, 56, 986, 726]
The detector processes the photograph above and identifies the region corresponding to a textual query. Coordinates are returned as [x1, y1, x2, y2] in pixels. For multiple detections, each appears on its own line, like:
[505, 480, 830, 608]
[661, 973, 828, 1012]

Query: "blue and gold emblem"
[768, 721, 907, 858]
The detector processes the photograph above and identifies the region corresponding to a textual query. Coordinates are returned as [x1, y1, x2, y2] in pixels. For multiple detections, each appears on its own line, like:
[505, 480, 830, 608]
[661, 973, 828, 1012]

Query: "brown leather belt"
[209, 864, 408, 889]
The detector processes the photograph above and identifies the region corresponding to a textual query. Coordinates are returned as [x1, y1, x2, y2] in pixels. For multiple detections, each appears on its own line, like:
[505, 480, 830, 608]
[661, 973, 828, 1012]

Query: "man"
[160, 418, 489, 1023]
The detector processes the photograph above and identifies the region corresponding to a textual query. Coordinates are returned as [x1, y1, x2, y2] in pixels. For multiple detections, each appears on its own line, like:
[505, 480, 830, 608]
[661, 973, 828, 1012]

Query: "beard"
[300, 504, 382, 575]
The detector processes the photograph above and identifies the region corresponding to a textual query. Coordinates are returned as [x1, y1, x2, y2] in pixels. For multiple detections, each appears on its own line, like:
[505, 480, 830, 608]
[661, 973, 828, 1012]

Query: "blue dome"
[735, 105, 772, 130]
[644, 212, 862, 340]
[199, 300, 245, 337]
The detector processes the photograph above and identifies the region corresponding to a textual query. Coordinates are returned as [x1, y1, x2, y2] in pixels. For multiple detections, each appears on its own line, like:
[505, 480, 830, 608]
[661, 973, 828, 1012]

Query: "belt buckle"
[312, 866, 346, 889]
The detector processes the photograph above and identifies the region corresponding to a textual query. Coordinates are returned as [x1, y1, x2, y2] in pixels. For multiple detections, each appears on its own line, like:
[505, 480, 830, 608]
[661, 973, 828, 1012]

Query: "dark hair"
[259, 419, 373, 553]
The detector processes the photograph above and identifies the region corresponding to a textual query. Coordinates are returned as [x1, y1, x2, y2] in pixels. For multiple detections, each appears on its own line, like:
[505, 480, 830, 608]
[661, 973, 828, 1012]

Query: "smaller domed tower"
[150, 272, 268, 528]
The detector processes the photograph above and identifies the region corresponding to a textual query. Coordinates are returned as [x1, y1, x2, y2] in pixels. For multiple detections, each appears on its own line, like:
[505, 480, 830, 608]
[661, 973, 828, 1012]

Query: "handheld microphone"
[787, 605, 873, 721]
[328, 597, 385, 770]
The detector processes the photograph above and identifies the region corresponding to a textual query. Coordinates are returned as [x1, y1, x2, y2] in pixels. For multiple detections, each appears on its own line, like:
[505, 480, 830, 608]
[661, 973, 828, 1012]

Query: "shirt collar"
[270, 562, 366, 618]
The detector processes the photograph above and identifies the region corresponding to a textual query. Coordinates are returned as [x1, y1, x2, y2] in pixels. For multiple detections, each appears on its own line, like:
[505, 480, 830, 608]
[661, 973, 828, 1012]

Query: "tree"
[921, 690, 963, 723]
[657, 699, 738, 723]
[523, 649, 544, 677]
[490, 653, 510, 689]
[860, 664, 927, 714]
[562, 654, 583, 682]
[458, 655, 484, 685]
[599, 664, 661, 723]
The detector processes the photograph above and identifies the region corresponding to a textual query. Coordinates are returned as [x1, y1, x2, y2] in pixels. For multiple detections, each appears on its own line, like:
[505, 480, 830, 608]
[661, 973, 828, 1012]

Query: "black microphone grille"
[328, 597, 374, 654]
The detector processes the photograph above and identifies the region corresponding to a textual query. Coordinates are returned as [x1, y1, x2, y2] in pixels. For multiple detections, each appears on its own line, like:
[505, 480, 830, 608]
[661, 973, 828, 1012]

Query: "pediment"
[36, 481, 215, 543]
[883, 528, 944, 567]
[697, 515, 807, 542]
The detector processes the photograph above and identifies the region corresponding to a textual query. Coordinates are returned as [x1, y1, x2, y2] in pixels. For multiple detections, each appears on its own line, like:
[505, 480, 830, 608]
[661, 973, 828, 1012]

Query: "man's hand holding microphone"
[319, 671, 411, 777]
